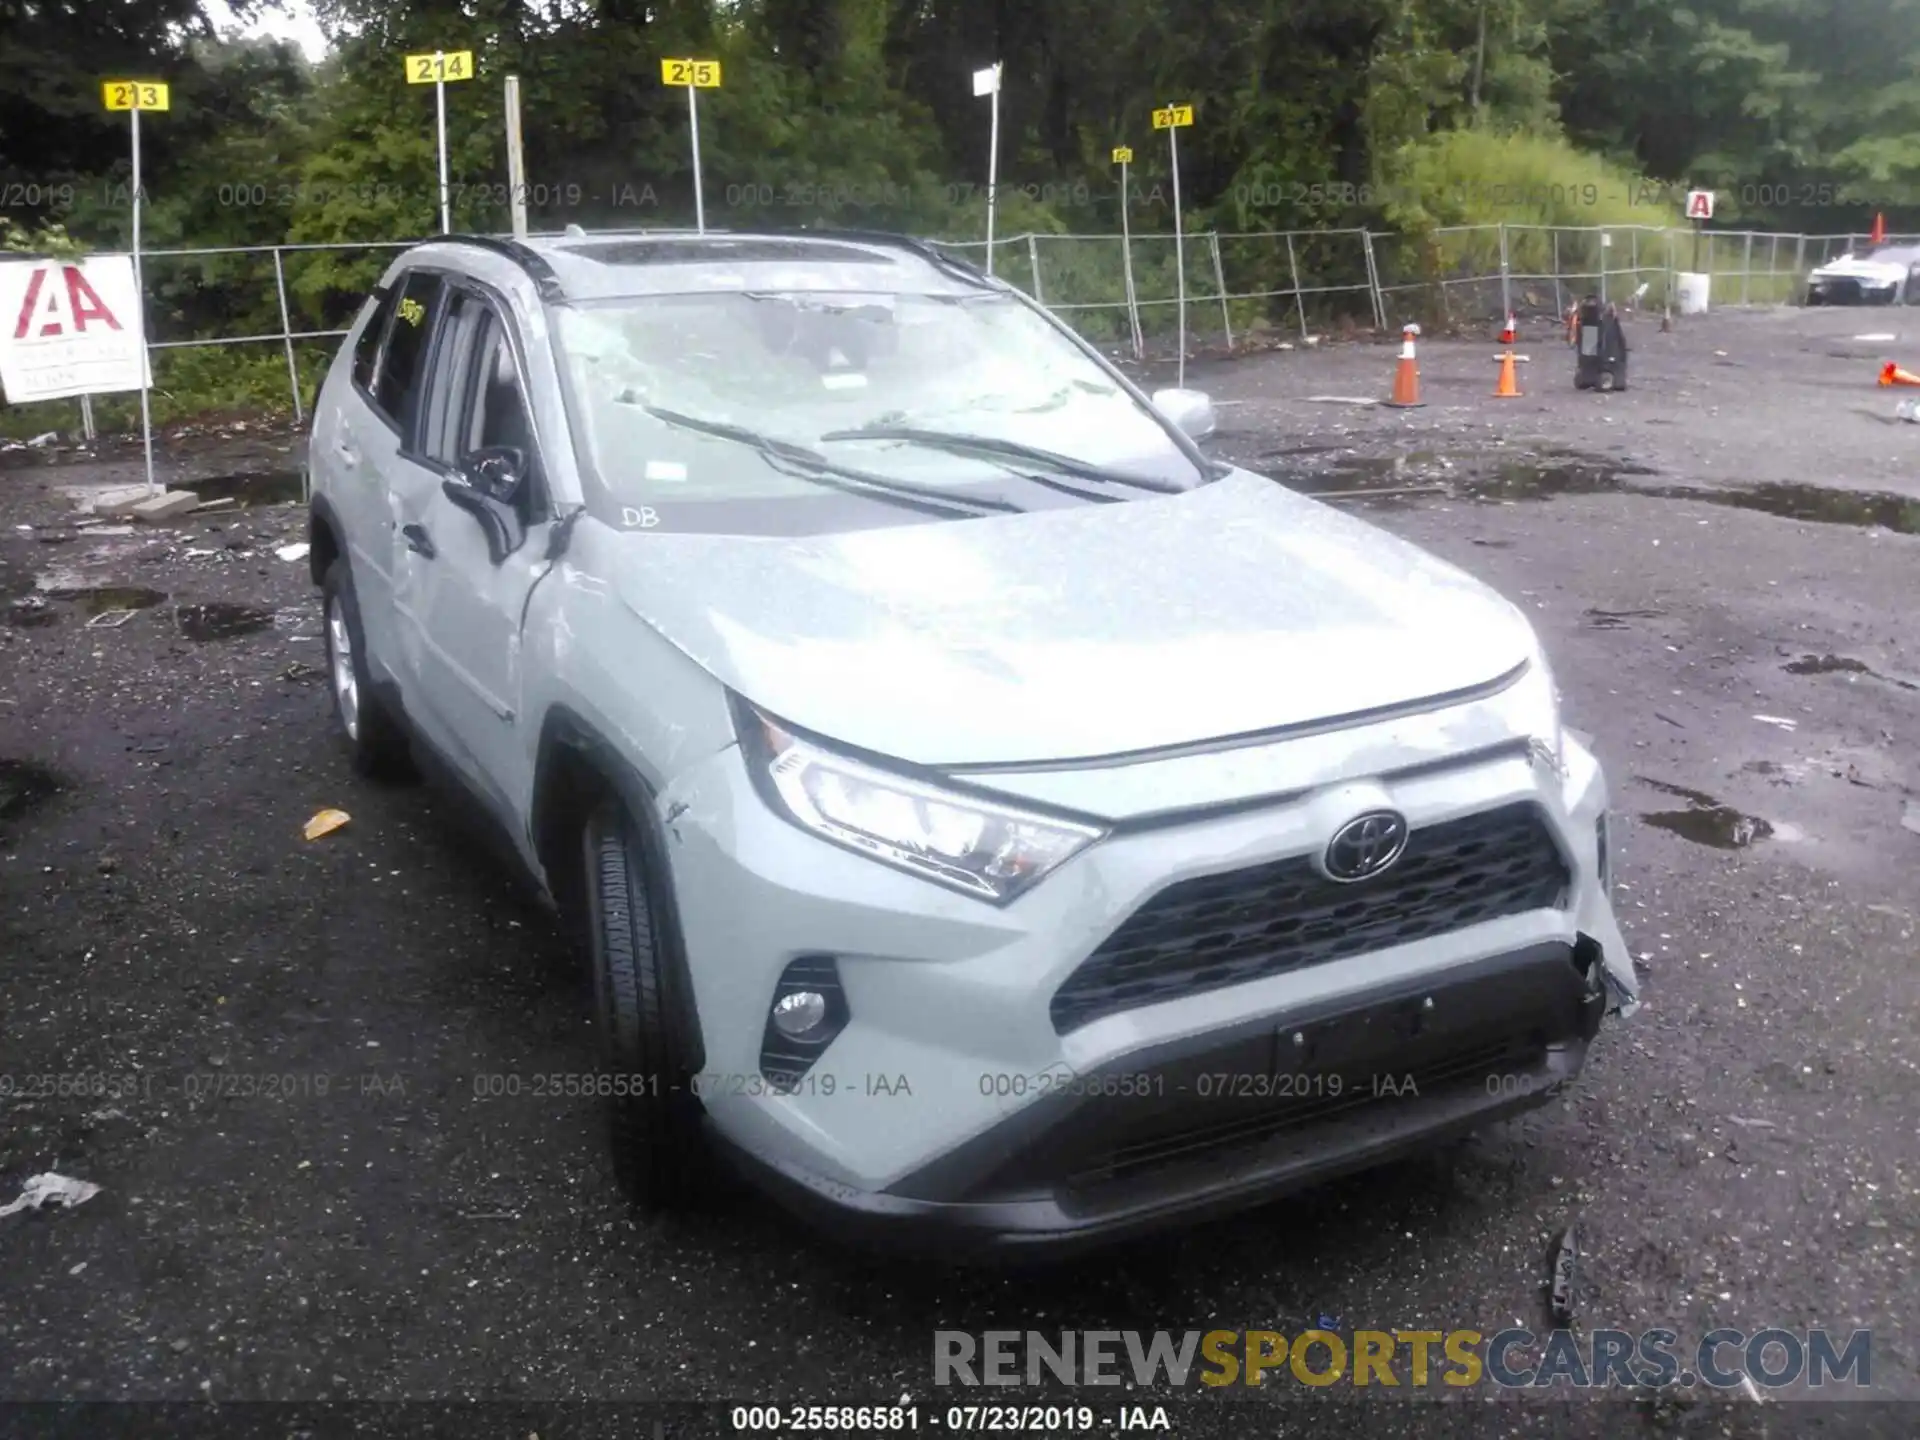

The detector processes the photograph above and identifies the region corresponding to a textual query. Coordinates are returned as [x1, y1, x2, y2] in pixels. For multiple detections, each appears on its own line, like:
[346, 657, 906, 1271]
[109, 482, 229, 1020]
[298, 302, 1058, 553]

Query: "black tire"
[583, 799, 706, 1208]
[320, 559, 414, 780]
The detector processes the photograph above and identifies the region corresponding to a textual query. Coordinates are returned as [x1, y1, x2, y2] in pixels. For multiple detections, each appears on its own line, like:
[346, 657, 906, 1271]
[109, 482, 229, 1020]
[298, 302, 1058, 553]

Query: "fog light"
[772, 990, 828, 1038]
[760, 955, 849, 1092]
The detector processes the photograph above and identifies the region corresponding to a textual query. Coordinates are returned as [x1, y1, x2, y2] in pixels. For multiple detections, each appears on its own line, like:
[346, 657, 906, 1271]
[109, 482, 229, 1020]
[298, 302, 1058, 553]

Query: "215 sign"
[661, 58, 722, 88]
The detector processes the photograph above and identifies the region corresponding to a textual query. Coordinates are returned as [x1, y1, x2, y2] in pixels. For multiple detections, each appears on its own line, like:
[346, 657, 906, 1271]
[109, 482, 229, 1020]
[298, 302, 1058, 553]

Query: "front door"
[388, 285, 553, 829]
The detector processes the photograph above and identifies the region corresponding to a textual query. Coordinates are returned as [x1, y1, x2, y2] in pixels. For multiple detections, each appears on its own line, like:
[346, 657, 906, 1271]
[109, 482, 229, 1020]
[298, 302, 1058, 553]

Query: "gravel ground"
[2, 306, 1919, 1437]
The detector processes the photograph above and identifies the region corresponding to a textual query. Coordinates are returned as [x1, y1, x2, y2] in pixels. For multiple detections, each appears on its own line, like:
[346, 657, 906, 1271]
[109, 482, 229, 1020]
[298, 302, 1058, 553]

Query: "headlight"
[734, 699, 1105, 904]
[1510, 646, 1565, 779]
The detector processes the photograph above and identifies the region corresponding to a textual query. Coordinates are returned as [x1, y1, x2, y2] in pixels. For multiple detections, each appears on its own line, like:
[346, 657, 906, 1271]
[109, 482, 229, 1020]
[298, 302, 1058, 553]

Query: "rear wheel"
[321, 559, 414, 779]
[583, 799, 707, 1208]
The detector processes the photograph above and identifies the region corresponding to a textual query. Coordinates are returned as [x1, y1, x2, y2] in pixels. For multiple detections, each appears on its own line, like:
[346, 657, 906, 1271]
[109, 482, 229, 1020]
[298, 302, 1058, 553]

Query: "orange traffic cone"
[1385, 323, 1424, 407]
[1871, 213, 1887, 246]
[1493, 351, 1522, 398]
[1499, 313, 1516, 346]
[1880, 361, 1920, 387]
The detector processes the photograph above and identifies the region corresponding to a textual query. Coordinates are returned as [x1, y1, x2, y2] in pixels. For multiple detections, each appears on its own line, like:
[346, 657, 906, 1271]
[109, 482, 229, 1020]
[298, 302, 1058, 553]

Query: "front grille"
[1050, 803, 1568, 1033]
[1069, 1037, 1544, 1189]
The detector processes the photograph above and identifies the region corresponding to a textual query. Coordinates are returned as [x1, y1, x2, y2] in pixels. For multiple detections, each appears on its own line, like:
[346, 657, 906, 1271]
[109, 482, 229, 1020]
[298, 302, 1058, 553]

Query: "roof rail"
[431, 232, 567, 301]
[770, 224, 1005, 288]
[434, 225, 1007, 299]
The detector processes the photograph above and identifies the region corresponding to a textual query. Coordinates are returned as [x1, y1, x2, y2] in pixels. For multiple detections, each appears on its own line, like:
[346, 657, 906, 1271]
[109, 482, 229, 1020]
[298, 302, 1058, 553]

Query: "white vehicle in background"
[1805, 243, 1920, 305]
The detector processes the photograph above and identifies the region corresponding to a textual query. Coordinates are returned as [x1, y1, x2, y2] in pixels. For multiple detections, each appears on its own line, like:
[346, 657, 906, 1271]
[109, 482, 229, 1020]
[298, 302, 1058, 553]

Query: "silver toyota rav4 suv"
[306, 229, 1639, 1253]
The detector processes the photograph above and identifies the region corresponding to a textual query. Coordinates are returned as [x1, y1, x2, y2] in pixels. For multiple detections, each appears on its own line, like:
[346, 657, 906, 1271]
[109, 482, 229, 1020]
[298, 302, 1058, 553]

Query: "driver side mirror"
[1151, 387, 1217, 441]
[461, 444, 528, 503]
[442, 445, 530, 564]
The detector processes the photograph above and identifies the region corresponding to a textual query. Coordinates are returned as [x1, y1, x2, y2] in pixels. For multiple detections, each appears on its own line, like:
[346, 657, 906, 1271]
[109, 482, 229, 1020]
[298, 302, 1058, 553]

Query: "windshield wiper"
[639, 406, 1021, 518]
[817, 424, 1187, 494]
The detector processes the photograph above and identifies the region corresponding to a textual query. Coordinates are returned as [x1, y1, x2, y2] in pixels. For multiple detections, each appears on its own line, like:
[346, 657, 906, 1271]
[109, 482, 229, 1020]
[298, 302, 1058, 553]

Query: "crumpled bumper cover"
[710, 937, 1610, 1256]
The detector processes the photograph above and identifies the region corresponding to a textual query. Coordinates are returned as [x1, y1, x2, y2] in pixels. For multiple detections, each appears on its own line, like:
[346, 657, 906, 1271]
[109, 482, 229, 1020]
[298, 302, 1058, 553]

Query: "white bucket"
[1675, 272, 1711, 315]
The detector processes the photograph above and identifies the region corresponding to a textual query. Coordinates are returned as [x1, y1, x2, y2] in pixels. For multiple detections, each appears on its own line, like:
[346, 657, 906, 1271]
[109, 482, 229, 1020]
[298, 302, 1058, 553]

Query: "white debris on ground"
[0, 1173, 103, 1219]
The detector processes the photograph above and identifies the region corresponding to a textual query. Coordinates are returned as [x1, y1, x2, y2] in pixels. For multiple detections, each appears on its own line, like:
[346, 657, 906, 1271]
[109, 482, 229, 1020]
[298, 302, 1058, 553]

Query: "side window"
[465, 313, 536, 461]
[420, 290, 486, 465]
[372, 270, 444, 433]
[349, 287, 395, 391]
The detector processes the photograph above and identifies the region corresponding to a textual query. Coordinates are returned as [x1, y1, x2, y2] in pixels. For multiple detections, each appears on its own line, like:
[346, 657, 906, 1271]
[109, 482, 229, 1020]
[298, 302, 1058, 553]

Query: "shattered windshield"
[552, 288, 1206, 530]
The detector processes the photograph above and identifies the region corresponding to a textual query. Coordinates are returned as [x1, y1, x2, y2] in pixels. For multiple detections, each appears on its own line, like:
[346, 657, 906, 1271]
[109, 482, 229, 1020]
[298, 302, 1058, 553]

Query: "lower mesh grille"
[1051, 803, 1569, 1033]
[1070, 1037, 1544, 1189]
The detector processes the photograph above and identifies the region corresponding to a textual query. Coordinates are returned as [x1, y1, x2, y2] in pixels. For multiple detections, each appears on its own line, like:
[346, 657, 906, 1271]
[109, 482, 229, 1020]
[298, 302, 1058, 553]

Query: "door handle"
[402, 523, 435, 558]
[334, 440, 359, 465]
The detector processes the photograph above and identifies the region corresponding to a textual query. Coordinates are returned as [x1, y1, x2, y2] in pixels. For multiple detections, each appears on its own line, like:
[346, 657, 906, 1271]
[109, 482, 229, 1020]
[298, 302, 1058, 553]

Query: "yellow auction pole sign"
[404, 51, 475, 233]
[661, 59, 722, 233]
[1153, 104, 1195, 386]
[101, 80, 168, 495]
[1112, 146, 1143, 357]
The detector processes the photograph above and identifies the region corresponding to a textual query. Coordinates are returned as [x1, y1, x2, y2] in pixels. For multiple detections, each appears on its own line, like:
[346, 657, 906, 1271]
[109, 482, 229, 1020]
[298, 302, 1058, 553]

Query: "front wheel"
[320, 559, 414, 780]
[583, 799, 707, 1209]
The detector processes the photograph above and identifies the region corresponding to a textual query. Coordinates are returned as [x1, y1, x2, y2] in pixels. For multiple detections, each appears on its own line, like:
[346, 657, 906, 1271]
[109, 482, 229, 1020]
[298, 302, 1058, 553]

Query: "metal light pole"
[131, 104, 155, 495]
[687, 83, 706, 232]
[661, 60, 721, 233]
[404, 51, 473, 233]
[434, 76, 450, 232]
[1113, 145, 1142, 357]
[505, 75, 528, 239]
[974, 63, 1003, 275]
[99, 80, 165, 490]
[1155, 103, 1194, 387]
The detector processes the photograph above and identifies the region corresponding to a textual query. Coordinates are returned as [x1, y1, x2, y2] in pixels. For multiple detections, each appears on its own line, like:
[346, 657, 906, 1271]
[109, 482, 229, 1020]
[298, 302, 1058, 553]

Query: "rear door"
[312, 283, 394, 614]
[388, 282, 554, 829]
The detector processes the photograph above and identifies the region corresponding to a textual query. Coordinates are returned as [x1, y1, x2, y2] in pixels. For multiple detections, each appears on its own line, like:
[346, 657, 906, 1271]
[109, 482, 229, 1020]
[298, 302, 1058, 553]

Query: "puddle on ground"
[1281, 452, 1920, 534]
[1585, 607, 1665, 630]
[1783, 653, 1920, 691]
[10, 579, 168, 627]
[1673, 483, 1920, 534]
[0, 758, 64, 820]
[1637, 777, 1789, 850]
[175, 601, 274, 641]
[71, 586, 166, 616]
[178, 469, 304, 508]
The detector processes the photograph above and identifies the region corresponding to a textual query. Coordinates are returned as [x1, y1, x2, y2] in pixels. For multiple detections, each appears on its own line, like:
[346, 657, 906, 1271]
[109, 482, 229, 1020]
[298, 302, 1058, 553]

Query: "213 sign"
[661, 58, 722, 88]
[102, 81, 170, 111]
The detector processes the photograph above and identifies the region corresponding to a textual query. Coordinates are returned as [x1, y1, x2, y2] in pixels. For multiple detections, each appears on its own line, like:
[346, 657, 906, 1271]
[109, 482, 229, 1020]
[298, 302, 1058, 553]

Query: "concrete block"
[129, 490, 201, 523]
[86, 485, 158, 517]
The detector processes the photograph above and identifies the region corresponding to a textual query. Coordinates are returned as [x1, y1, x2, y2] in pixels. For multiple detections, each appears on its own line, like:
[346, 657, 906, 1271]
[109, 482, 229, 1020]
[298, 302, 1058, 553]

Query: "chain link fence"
[4, 222, 1895, 432]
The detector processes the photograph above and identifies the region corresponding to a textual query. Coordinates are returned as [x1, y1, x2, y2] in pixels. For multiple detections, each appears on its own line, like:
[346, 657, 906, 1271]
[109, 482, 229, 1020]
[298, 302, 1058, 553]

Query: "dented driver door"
[388, 285, 550, 823]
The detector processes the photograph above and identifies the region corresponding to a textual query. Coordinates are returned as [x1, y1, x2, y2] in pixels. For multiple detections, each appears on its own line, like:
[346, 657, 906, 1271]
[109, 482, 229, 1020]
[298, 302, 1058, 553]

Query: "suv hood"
[1811, 255, 1906, 283]
[609, 470, 1538, 766]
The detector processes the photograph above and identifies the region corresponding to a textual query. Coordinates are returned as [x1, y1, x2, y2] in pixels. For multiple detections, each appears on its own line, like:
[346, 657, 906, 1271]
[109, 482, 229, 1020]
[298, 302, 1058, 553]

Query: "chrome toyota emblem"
[1323, 811, 1409, 882]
